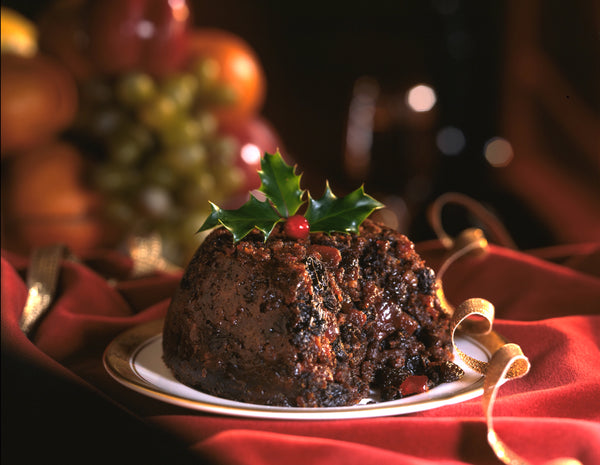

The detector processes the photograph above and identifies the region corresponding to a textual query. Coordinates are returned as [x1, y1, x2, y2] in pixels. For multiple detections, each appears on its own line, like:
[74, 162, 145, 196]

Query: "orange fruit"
[1, 53, 78, 156]
[1, 141, 119, 255]
[184, 28, 266, 125]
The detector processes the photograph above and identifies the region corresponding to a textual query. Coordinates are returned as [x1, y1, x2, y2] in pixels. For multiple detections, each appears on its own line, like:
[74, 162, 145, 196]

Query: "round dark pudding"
[162, 219, 461, 407]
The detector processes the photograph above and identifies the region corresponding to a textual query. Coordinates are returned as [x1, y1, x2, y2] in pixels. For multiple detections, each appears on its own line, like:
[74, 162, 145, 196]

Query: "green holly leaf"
[305, 182, 384, 234]
[197, 202, 222, 233]
[196, 151, 384, 242]
[258, 151, 305, 217]
[202, 195, 282, 242]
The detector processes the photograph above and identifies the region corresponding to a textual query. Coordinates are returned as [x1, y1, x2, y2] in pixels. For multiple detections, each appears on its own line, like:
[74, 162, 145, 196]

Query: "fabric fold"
[2, 242, 599, 465]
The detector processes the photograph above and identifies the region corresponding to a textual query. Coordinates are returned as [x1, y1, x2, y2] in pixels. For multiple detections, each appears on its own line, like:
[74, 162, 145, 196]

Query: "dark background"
[4, 0, 512, 242]
[4, 0, 599, 247]
[188, 0, 511, 244]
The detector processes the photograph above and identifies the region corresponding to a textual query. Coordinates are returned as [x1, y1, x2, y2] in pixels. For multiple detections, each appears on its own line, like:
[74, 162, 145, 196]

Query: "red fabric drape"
[2, 242, 599, 465]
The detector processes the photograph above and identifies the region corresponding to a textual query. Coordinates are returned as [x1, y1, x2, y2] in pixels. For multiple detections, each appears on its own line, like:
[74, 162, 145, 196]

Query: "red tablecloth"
[2, 241, 600, 465]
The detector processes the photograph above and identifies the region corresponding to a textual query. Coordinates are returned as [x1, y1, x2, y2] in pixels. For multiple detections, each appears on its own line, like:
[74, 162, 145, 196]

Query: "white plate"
[104, 319, 490, 420]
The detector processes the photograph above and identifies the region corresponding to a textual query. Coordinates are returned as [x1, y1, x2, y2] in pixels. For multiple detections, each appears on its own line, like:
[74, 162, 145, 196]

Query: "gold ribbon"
[431, 195, 581, 465]
[450, 297, 532, 464]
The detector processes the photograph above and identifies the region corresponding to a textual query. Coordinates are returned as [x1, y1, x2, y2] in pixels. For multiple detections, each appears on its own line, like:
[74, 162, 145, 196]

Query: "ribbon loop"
[450, 298, 497, 375]
[434, 223, 535, 464]
[483, 343, 531, 464]
[453, 297, 495, 335]
[430, 196, 579, 465]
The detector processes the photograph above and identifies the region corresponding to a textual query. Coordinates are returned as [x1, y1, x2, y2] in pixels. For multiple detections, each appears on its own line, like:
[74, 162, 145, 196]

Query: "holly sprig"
[198, 151, 384, 242]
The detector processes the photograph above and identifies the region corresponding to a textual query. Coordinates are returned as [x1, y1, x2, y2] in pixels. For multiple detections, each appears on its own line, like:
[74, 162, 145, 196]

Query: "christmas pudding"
[162, 152, 463, 407]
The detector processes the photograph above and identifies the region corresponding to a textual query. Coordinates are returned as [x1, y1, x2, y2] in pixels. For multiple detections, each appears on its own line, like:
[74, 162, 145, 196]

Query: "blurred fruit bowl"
[1, 1, 282, 266]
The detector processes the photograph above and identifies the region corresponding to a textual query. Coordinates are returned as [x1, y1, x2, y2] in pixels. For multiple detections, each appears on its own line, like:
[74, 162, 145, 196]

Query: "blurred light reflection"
[484, 137, 514, 167]
[169, 0, 190, 22]
[241, 143, 262, 165]
[406, 84, 437, 112]
[136, 20, 155, 39]
[344, 77, 379, 180]
[436, 126, 466, 155]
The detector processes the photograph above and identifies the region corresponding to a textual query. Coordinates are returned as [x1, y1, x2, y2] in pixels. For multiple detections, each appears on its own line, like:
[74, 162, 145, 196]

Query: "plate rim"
[103, 318, 491, 420]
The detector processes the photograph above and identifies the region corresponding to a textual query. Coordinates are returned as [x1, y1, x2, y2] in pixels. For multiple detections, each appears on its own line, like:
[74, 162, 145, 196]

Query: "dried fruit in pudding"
[162, 152, 463, 406]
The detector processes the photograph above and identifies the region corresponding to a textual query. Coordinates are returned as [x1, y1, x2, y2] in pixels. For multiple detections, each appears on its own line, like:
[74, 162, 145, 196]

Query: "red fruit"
[307, 244, 342, 267]
[88, 0, 191, 76]
[37, 0, 97, 81]
[399, 375, 430, 397]
[38, 0, 191, 79]
[284, 215, 310, 240]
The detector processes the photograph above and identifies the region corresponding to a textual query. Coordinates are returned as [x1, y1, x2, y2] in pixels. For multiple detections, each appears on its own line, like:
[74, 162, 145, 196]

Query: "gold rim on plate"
[103, 319, 496, 420]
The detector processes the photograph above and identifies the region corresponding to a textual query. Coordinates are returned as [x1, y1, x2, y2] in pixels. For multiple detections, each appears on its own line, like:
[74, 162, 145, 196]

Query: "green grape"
[197, 171, 217, 196]
[138, 94, 180, 129]
[163, 144, 207, 174]
[159, 117, 204, 147]
[208, 135, 238, 166]
[178, 171, 217, 206]
[143, 157, 179, 189]
[192, 111, 218, 137]
[105, 120, 154, 166]
[107, 130, 146, 166]
[190, 57, 220, 90]
[69, 66, 256, 267]
[161, 73, 199, 111]
[217, 165, 245, 194]
[93, 164, 141, 193]
[209, 84, 238, 106]
[127, 122, 155, 152]
[116, 72, 157, 108]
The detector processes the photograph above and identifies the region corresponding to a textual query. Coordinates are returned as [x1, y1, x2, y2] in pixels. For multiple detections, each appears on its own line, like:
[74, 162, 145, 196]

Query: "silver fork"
[19, 244, 66, 338]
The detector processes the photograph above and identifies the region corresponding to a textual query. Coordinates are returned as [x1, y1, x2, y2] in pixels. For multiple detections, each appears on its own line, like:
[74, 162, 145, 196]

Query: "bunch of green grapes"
[74, 58, 245, 265]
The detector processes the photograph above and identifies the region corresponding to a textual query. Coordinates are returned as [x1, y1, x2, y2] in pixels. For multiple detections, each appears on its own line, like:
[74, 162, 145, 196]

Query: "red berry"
[284, 215, 310, 240]
[399, 375, 429, 397]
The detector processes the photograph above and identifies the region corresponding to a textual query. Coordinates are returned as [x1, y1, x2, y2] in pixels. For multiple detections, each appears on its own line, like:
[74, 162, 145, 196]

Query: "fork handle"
[19, 244, 66, 338]
[20, 283, 54, 336]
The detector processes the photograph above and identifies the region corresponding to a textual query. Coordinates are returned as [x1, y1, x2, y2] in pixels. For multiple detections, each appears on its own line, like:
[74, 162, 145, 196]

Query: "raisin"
[427, 360, 464, 384]
[416, 267, 436, 294]
[406, 355, 426, 375]
[374, 367, 411, 401]
[439, 360, 464, 382]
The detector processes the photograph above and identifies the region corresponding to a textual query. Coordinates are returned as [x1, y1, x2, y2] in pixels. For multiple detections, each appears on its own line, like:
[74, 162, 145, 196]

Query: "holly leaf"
[305, 182, 384, 234]
[198, 195, 281, 242]
[197, 202, 222, 232]
[196, 151, 384, 243]
[258, 151, 305, 217]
